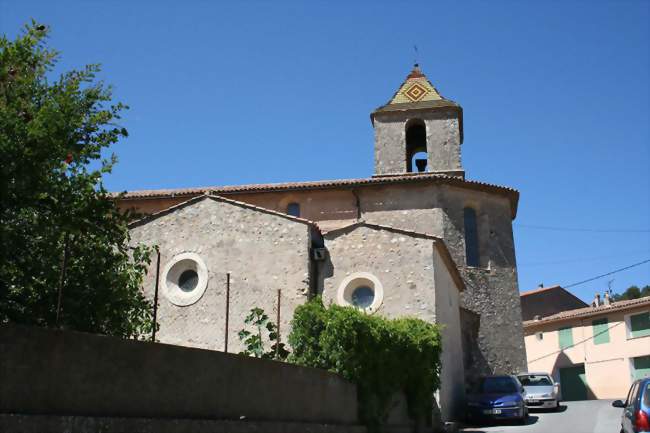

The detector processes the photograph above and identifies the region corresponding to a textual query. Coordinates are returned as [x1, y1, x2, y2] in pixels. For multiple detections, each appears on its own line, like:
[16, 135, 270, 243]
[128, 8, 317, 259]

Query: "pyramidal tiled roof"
[372, 64, 462, 122]
[388, 64, 445, 104]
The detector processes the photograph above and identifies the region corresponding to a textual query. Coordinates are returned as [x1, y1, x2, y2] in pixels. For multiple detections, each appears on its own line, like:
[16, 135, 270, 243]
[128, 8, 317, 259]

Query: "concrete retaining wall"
[0, 325, 358, 426]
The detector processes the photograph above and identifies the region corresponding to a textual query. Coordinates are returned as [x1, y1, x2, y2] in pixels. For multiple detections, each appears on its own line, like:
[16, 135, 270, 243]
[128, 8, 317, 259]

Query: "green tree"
[0, 22, 155, 338]
[611, 285, 650, 302]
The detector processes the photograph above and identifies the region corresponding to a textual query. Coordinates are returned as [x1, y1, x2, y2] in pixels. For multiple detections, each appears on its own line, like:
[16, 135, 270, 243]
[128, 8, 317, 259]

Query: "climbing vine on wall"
[288, 297, 443, 432]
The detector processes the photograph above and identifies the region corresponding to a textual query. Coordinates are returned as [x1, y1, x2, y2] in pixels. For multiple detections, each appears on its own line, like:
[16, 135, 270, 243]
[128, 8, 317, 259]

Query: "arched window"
[286, 202, 300, 217]
[464, 207, 480, 267]
[405, 120, 427, 173]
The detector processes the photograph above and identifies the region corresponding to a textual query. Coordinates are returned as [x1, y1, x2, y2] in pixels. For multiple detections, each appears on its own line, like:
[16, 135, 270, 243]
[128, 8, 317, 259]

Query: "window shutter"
[592, 318, 610, 345]
[558, 327, 573, 350]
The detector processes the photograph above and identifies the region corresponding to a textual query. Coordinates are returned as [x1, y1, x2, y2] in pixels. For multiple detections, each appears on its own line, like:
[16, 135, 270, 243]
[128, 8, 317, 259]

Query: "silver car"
[517, 372, 560, 410]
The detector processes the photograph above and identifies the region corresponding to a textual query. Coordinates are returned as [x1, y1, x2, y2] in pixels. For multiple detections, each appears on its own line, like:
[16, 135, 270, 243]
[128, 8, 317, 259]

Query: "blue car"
[613, 377, 650, 433]
[466, 375, 529, 424]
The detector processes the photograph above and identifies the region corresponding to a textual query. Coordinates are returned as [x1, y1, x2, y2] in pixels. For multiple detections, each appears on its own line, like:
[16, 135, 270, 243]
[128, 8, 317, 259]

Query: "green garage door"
[560, 364, 588, 401]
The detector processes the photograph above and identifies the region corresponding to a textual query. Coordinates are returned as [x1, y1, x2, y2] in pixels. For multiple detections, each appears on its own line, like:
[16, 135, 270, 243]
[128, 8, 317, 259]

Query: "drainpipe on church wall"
[351, 189, 362, 220]
[224, 272, 230, 353]
[152, 249, 160, 342]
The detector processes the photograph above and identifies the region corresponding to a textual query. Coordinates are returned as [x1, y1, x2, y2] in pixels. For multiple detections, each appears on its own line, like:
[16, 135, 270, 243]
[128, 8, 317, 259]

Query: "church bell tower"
[371, 65, 464, 177]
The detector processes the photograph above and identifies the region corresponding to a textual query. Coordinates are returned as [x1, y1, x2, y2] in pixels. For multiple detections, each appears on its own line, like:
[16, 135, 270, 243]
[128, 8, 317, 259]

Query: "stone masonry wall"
[433, 251, 465, 420]
[122, 180, 526, 378]
[374, 110, 462, 175]
[357, 183, 526, 377]
[321, 225, 437, 319]
[321, 224, 465, 421]
[436, 185, 526, 377]
[129, 197, 312, 353]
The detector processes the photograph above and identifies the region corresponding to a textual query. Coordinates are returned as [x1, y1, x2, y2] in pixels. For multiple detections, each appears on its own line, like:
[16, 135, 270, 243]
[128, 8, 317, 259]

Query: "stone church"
[120, 65, 526, 420]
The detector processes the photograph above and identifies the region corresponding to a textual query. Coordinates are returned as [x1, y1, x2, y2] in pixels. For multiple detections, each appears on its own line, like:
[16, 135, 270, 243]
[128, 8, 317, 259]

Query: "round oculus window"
[178, 269, 199, 292]
[336, 272, 384, 313]
[351, 286, 374, 308]
[162, 252, 208, 306]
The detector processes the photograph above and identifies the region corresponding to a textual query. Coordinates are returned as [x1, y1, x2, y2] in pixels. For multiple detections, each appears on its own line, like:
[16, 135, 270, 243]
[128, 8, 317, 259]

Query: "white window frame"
[162, 252, 209, 307]
[336, 272, 384, 314]
[624, 309, 650, 340]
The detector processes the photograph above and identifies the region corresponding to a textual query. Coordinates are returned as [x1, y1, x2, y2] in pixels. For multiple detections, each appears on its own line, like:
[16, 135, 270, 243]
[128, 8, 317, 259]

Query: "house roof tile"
[523, 296, 650, 328]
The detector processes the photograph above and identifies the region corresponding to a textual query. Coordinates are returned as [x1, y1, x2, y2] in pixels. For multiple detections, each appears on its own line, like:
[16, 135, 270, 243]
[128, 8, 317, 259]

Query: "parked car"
[612, 378, 650, 433]
[466, 375, 529, 424]
[517, 372, 560, 410]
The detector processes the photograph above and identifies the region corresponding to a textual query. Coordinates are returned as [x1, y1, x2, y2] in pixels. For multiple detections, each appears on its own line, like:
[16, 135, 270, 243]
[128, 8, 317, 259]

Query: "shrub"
[288, 297, 442, 431]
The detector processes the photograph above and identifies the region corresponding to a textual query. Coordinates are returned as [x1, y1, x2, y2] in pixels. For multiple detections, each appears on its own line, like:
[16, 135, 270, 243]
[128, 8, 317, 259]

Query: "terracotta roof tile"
[523, 296, 650, 328]
[520, 285, 562, 296]
[112, 174, 519, 218]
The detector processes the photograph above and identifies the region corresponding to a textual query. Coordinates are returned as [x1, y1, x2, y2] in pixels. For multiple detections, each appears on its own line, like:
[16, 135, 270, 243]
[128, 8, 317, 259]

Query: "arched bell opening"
[405, 119, 428, 173]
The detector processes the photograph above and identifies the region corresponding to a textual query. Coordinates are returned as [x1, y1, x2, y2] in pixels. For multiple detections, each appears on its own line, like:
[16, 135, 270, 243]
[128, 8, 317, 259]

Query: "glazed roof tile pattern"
[523, 296, 650, 328]
[372, 65, 461, 116]
[389, 67, 443, 104]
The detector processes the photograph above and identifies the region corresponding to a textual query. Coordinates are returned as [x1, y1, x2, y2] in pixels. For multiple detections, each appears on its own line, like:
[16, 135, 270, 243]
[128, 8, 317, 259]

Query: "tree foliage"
[0, 22, 154, 338]
[238, 307, 289, 360]
[288, 298, 442, 432]
[611, 285, 650, 302]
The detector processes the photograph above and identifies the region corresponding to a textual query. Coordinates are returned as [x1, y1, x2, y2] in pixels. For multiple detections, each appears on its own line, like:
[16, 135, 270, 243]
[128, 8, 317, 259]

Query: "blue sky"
[2, 1, 648, 302]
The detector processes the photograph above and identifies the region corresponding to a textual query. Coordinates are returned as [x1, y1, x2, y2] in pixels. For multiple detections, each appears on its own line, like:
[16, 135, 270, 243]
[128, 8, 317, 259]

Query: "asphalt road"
[461, 400, 621, 433]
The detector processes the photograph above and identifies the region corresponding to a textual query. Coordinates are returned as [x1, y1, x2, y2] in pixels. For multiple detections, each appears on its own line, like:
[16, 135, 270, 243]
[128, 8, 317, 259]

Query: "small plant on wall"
[238, 307, 289, 360]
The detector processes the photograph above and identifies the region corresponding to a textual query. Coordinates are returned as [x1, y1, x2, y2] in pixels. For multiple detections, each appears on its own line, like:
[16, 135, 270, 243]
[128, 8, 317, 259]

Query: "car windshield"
[481, 377, 518, 394]
[518, 375, 553, 387]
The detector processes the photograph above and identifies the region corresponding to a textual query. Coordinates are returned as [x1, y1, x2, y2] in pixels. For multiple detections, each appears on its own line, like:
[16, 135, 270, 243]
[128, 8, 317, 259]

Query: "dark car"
[466, 375, 529, 424]
[613, 378, 650, 433]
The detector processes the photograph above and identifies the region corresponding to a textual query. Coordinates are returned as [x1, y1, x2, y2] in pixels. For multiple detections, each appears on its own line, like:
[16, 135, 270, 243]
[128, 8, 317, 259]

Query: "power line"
[515, 224, 650, 233]
[528, 321, 624, 365]
[563, 259, 650, 289]
[519, 249, 650, 267]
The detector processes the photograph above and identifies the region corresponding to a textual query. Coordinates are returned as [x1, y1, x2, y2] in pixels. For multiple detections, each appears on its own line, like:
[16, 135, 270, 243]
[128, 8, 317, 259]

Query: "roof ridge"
[112, 174, 518, 204]
[520, 285, 562, 296]
[128, 193, 320, 231]
[206, 193, 320, 229]
[524, 295, 650, 327]
[323, 220, 465, 292]
[327, 220, 443, 241]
